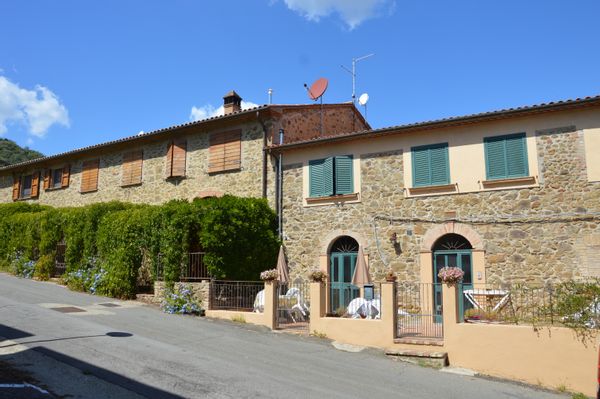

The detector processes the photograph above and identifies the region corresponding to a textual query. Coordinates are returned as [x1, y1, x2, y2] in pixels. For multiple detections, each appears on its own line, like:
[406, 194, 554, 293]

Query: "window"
[44, 166, 70, 190]
[52, 169, 63, 189]
[12, 172, 40, 200]
[411, 143, 450, 187]
[209, 130, 241, 173]
[80, 159, 99, 193]
[308, 155, 353, 198]
[21, 175, 32, 198]
[484, 133, 529, 180]
[122, 150, 143, 186]
[165, 139, 186, 178]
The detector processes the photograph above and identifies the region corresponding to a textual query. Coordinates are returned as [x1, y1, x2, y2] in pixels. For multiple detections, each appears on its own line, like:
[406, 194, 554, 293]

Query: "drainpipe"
[277, 128, 284, 239]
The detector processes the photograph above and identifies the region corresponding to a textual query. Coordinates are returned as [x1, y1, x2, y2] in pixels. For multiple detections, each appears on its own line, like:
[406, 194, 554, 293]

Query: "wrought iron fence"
[155, 252, 210, 281]
[460, 282, 600, 328]
[53, 242, 66, 277]
[396, 282, 443, 339]
[277, 281, 311, 330]
[209, 280, 264, 312]
[325, 282, 382, 319]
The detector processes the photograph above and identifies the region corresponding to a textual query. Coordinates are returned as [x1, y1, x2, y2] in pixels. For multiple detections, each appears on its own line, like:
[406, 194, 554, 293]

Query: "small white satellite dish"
[358, 93, 369, 106]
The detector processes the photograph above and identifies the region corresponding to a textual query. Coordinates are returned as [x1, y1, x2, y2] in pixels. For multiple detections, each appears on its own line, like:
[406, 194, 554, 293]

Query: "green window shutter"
[412, 143, 449, 187]
[429, 144, 450, 185]
[412, 147, 431, 187]
[334, 155, 354, 194]
[505, 134, 528, 177]
[309, 159, 324, 197]
[484, 133, 528, 180]
[322, 157, 334, 196]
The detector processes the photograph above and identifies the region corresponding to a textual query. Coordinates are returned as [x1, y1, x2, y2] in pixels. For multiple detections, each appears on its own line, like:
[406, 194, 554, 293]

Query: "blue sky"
[1, 0, 599, 156]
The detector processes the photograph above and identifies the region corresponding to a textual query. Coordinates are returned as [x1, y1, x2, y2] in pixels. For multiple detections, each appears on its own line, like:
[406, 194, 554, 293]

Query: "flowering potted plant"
[308, 270, 327, 283]
[260, 269, 278, 281]
[437, 267, 464, 285]
[385, 269, 397, 282]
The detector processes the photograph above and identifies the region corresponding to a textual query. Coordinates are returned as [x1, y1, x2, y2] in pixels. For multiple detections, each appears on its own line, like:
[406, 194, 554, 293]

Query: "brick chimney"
[223, 90, 242, 115]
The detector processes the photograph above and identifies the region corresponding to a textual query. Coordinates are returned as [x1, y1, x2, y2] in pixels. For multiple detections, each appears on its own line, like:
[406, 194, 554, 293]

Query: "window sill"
[121, 182, 143, 188]
[305, 192, 359, 205]
[45, 186, 66, 192]
[481, 176, 536, 189]
[207, 167, 241, 175]
[80, 189, 98, 194]
[408, 183, 457, 196]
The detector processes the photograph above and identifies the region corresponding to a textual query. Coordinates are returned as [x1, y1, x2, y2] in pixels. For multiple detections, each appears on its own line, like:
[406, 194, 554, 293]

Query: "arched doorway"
[433, 233, 473, 321]
[329, 236, 359, 313]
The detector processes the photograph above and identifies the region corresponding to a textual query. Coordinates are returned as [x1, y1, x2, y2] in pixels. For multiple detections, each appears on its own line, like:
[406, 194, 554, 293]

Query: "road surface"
[0, 273, 568, 399]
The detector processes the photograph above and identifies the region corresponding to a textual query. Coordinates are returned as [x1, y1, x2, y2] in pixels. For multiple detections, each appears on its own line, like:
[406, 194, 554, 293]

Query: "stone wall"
[154, 281, 210, 308]
[0, 121, 266, 207]
[281, 127, 600, 285]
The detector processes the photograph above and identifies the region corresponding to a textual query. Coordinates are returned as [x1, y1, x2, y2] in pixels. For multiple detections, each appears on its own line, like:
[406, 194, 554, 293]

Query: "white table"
[463, 289, 510, 311]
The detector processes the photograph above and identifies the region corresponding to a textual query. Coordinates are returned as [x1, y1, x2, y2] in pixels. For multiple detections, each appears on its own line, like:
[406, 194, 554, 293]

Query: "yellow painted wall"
[284, 107, 600, 202]
[584, 127, 600, 182]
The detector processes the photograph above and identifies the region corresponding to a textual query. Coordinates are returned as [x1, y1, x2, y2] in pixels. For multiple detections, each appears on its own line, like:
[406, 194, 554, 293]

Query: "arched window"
[432, 233, 472, 251]
[330, 236, 359, 253]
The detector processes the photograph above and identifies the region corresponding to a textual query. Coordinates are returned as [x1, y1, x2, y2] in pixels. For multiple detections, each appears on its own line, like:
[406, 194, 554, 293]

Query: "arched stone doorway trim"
[421, 222, 484, 252]
[320, 230, 367, 255]
[195, 190, 224, 199]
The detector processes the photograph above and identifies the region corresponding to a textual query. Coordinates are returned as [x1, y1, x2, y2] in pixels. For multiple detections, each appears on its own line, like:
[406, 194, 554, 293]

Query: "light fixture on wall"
[389, 232, 398, 245]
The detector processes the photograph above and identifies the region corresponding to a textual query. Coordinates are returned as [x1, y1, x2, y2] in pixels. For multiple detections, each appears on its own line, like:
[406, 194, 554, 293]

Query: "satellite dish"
[306, 77, 328, 101]
[358, 93, 369, 106]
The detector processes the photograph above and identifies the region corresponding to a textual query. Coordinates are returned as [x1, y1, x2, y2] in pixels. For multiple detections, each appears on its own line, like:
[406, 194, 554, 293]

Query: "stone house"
[0, 91, 368, 209]
[270, 95, 600, 311]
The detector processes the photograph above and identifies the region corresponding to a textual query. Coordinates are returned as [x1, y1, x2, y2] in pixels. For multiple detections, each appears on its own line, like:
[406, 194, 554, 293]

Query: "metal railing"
[396, 282, 443, 339]
[53, 242, 66, 277]
[155, 252, 210, 281]
[277, 281, 311, 329]
[325, 282, 382, 319]
[460, 283, 560, 326]
[209, 280, 264, 312]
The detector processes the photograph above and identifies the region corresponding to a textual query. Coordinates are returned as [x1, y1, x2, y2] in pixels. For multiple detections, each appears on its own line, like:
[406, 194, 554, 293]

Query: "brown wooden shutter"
[31, 172, 40, 198]
[165, 142, 174, 178]
[121, 150, 143, 186]
[12, 176, 20, 201]
[208, 130, 241, 173]
[61, 165, 70, 188]
[166, 140, 186, 178]
[80, 159, 100, 193]
[43, 169, 50, 190]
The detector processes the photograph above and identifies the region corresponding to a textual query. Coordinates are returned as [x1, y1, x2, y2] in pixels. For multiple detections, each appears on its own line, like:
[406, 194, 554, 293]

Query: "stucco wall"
[281, 107, 600, 284]
[0, 121, 266, 206]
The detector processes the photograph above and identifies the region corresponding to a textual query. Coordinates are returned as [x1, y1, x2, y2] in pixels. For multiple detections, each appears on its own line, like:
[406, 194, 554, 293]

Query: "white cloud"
[0, 76, 70, 137]
[281, 0, 393, 29]
[189, 101, 260, 122]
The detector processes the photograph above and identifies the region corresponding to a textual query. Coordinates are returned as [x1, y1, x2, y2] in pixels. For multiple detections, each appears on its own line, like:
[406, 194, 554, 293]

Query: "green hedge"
[0, 197, 279, 298]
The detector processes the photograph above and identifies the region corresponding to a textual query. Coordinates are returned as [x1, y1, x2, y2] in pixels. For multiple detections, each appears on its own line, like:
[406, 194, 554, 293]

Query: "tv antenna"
[358, 93, 369, 120]
[341, 53, 375, 105]
[304, 77, 329, 136]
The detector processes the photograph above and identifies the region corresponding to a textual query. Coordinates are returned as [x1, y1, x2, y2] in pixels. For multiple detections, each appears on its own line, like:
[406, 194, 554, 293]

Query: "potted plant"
[437, 266, 464, 286]
[260, 269, 278, 281]
[385, 269, 397, 282]
[308, 270, 327, 283]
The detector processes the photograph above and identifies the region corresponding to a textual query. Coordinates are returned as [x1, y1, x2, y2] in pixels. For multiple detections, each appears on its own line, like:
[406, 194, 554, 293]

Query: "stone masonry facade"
[281, 126, 600, 285]
[0, 103, 367, 209]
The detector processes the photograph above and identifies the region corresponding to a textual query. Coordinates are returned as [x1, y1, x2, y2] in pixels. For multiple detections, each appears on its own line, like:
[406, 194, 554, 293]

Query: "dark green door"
[433, 250, 473, 322]
[330, 252, 359, 313]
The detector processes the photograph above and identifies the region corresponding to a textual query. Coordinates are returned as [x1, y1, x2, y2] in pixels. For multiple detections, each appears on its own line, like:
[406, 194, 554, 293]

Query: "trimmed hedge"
[0, 197, 280, 298]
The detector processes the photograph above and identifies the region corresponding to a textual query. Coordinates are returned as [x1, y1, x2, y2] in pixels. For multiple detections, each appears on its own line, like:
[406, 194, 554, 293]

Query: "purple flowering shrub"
[161, 284, 203, 315]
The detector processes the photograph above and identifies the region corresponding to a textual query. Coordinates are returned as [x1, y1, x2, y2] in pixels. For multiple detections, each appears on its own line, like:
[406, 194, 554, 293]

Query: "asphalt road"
[0, 273, 568, 399]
